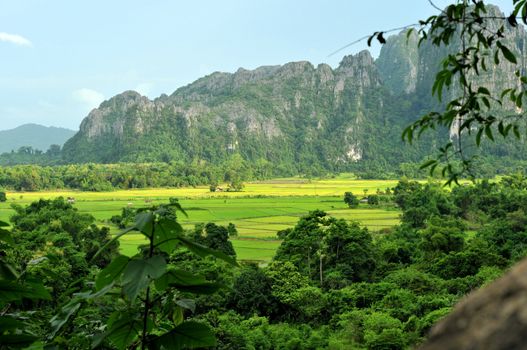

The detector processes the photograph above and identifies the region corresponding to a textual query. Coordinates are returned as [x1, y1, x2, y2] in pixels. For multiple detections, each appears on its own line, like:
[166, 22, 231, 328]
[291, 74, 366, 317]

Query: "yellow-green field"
[0, 178, 402, 262]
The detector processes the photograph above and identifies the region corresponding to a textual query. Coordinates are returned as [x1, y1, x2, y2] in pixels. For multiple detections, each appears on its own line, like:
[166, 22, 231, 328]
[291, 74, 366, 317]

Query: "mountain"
[62, 5, 527, 174]
[0, 124, 76, 154]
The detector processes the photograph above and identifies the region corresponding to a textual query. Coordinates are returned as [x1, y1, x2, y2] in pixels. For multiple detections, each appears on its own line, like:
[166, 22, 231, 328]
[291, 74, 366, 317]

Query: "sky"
[0, 0, 515, 131]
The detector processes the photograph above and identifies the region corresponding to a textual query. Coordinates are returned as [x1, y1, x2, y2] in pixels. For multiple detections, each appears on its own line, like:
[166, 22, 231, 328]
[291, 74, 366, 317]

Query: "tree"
[50, 201, 238, 349]
[367, 194, 380, 205]
[368, 0, 527, 183]
[0, 190, 6, 202]
[344, 191, 359, 208]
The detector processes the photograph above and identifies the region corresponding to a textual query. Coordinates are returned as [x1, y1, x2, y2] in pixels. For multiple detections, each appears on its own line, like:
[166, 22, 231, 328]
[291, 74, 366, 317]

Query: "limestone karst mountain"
[62, 5, 527, 173]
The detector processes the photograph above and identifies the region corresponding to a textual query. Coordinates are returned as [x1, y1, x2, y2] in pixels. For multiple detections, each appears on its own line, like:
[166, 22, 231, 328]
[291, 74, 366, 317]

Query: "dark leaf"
[178, 237, 238, 266]
[485, 125, 495, 141]
[0, 229, 14, 245]
[0, 259, 19, 280]
[92, 313, 145, 350]
[498, 42, 517, 64]
[122, 256, 166, 300]
[154, 219, 183, 254]
[0, 280, 51, 303]
[95, 255, 130, 290]
[0, 334, 39, 347]
[0, 316, 24, 331]
[50, 301, 82, 338]
[377, 32, 386, 44]
[150, 321, 216, 350]
[135, 212, 154, 237]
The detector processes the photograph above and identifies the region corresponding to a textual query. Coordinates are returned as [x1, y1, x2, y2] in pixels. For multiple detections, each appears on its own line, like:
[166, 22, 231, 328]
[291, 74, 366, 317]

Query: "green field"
[0, 178, 401, 262]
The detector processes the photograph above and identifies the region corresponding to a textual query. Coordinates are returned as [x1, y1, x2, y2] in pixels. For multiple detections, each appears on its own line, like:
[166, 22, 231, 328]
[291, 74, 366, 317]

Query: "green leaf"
[0, 334, 39, 347]
[155, 269, 224, 295]
[74, 283, 114, 300]
[419, 159, 437, 170]
[0, 220, 9, 227]
[477, 87, 490, 95]
[476, 128, 484, 146]
[0, 229, 14, 245]
[154, 218, 183, 254]
[95, 255, 130, 290]
[50, 300, 81, 338]
[485, 125, 495, 141]
[135, 211, 154, 237]
[0, 281, 51, 304]
[165, 199, 188, 217]
[178, 237, 238, 266]
[122, 256, 166, 301]
[0, 259, 19, 280]
[92, 312, 145, 350]
[0, 316, 24, 331]
[513, 125, 521, 138]
[498, 42, 517, 64]
[90, 225, 137, 262]
[150, 321, 216, 350]
[176, 299, 196, 313]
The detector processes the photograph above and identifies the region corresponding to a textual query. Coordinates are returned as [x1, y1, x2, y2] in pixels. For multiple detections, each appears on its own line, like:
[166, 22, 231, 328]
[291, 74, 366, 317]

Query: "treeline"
[0, 154, 292, 191]
[3, 158, 526, 192]
[0, 144, 63, 166]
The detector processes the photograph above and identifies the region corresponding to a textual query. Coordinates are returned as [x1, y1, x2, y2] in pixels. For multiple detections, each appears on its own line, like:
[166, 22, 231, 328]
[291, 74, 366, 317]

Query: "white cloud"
[72, 88, 105, 109]
[0, 32, 32, 47]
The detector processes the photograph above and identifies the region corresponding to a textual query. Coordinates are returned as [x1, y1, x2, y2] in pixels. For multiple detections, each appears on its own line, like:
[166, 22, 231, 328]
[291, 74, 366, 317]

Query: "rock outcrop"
[62, 5, 527, 170]
[421, 258, 527, 350]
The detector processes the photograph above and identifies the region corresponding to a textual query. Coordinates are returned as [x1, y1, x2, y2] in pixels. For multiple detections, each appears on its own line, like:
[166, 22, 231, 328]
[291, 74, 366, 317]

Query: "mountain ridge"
[0, 124, 76, 154]
[61, 4, 527, 175]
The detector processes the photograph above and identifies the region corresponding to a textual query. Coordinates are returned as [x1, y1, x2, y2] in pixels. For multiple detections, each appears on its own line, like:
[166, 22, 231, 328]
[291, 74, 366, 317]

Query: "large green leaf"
[0, 259, 19, 280]
[92, 312, 146, 350]
[0, 228, 14, 245]
[75, 283, 114, 300]
[155, 269, 223, 295]
[90, 226, 137, 262]
[154, 218, 183, 254]
[151, 321, 216, 350]
[0, 281, 51, 304]
[178, 237, 238, 266]
[135, 211, 154, 237]
[122, 256, 166, 301]
[0, 316, 24, 331]
[95, 255, 130, 290]
[50, 300, 81, 337]
[0, 334, 39, 348]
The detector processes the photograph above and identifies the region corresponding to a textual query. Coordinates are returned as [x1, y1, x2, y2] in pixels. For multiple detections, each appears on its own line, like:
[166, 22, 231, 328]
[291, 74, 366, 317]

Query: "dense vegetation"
[3, 2, 527, 348]
[0, 156, 256, 191]
[3, 157, 527, 191]
[2, 176, 527, 348]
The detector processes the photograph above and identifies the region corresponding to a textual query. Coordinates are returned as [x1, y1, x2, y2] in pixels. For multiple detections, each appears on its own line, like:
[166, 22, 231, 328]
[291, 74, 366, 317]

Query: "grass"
[0, 177, 402, 262]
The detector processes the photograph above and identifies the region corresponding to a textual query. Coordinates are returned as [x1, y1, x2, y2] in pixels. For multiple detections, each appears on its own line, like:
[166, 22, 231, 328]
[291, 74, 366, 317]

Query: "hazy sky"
[0, 0, 514, 131]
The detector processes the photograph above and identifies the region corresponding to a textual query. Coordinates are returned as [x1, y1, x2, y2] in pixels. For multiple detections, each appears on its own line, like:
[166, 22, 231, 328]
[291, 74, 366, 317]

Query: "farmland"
[0, 177, 401, 262]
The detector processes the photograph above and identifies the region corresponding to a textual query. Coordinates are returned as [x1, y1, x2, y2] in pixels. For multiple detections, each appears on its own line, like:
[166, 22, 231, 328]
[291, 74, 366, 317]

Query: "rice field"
[0, 177, 402, 262]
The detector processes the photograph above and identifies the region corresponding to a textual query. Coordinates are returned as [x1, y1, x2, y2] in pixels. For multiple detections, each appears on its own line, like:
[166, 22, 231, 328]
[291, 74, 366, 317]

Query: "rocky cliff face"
[63, 50, 404, 169]
[62, 5, 527, 170]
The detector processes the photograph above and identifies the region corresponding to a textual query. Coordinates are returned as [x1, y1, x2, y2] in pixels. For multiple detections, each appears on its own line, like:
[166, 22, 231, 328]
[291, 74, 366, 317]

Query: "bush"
[344, 192, 359, 208]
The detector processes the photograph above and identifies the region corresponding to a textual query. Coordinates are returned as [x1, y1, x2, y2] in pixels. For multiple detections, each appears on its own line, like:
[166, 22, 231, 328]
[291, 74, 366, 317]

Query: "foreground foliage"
[2, 174, 527, 348]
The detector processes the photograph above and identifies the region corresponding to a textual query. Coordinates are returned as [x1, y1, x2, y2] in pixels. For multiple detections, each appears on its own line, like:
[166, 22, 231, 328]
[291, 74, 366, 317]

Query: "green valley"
[0, 177, 401, 262]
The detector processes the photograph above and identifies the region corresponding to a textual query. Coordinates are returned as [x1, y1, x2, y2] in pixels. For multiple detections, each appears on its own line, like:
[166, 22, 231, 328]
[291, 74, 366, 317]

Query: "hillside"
[62, 5, 526, 175]
[0, 124, 76, 153]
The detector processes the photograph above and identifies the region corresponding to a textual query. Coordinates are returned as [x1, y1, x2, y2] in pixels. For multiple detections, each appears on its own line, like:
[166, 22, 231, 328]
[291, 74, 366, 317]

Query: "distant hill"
[0, 124, 76, 153]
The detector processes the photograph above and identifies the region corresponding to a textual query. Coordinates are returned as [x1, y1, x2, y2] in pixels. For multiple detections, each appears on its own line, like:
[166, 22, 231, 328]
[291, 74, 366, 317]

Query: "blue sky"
[0, 0, 514, 130]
